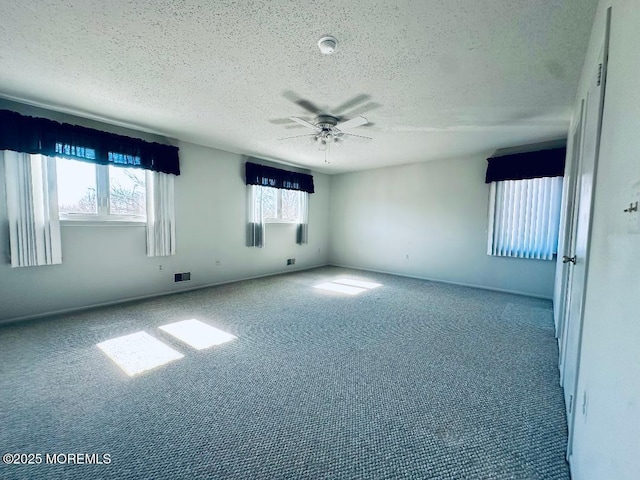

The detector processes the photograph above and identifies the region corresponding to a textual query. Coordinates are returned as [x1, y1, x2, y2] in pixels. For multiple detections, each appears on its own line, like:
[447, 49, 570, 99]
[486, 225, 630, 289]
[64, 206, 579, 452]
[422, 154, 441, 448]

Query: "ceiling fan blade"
[269, 118, 295, 125]
[296, 99, 323, 115]
[335, 116, 368, 131]
[278, 134, 317, 141]
[282, 90, 323, 114]
[341, 132, 373, 140]
[333, 94, 370, 115]
[289, 117, 320, 131]
[346, 102, 381, 117]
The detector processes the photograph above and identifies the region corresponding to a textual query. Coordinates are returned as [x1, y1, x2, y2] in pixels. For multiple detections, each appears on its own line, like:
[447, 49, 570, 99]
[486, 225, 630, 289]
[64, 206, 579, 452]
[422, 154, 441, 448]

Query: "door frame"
[558, 7, 611, 461]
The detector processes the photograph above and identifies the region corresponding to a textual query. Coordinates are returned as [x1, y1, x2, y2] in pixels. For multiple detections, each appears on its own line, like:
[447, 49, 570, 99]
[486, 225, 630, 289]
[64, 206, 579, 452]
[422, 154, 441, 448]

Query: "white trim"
[329, 263, 553, 300]
[0, 262, 553, 326]
[0, 263, 329, 326]
[264, 219, 298, 225]
[61, 220, 146, 227]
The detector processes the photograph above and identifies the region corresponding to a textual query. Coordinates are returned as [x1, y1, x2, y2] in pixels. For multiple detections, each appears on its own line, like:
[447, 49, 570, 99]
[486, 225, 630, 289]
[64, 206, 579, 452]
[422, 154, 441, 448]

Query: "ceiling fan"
[279, 114, 371, 163]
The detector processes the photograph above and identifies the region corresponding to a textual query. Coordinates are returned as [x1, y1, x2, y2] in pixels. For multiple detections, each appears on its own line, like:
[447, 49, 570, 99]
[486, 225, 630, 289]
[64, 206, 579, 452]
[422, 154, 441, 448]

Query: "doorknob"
[562, 255, 577, 264]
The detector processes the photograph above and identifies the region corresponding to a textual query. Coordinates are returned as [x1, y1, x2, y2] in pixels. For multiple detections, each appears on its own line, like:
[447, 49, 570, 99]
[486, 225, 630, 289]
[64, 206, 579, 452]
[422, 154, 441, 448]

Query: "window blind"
[488, 177, 563, 260]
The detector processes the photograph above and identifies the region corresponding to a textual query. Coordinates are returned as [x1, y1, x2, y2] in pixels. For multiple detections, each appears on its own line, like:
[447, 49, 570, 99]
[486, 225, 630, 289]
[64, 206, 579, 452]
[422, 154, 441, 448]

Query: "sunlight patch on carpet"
[97, 331, 184, 377]
[314, 282, 367, 295]
[314, 277, 382, 295]
[159, 319, 237, 350]
[333, 278, 382, 289]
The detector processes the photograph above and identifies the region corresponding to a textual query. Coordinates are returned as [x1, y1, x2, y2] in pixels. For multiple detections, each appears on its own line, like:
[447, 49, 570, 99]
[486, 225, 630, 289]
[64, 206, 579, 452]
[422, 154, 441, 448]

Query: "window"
[262, 187, 301, 223]
[487, 176, 563, 260]
[56, 158, 146, 222]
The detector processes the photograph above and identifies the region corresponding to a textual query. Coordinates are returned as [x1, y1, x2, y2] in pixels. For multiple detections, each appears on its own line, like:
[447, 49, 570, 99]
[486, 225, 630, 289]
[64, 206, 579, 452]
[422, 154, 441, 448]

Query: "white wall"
[0, 107, 330, 322]
[566, 1, 640, 478]
[329, 156, 556, 298]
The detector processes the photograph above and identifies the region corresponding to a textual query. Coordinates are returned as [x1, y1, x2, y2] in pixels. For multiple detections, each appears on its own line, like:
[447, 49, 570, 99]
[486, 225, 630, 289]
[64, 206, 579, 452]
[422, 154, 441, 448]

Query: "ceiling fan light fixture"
[318, 36, 338, 55]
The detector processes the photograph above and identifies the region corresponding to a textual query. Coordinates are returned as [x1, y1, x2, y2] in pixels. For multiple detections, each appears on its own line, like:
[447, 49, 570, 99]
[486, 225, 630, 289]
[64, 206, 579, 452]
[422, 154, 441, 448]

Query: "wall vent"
[174, 272, 191, 282]
[597, 63, 602, 86]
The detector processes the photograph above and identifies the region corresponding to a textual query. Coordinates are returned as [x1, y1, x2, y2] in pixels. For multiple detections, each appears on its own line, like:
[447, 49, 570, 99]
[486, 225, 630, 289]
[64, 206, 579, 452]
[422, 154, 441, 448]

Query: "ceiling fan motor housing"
[316, 115, 338, 127]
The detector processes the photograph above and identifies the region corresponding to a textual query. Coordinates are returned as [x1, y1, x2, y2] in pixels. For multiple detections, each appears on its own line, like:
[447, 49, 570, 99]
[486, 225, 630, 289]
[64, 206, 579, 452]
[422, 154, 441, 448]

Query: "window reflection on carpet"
[159, 319, 237, 350]
[314, 278, 382, 295]
[96, 331, 184, 377]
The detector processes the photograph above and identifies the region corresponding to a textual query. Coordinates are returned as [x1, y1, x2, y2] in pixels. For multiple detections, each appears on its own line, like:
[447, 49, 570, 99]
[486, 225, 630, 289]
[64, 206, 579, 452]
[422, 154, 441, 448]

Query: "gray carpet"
[0, 267, 569, 479]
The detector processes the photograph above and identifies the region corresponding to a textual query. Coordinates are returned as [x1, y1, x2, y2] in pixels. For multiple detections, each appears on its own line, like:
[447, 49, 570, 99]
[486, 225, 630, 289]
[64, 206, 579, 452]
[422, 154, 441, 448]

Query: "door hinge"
[569, 394, 573, 414]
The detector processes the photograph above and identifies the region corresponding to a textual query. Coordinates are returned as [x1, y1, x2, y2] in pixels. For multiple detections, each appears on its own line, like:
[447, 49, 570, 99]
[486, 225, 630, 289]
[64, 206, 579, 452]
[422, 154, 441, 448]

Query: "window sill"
[265, 221, 299, 225]
[61, 218, 146, 227]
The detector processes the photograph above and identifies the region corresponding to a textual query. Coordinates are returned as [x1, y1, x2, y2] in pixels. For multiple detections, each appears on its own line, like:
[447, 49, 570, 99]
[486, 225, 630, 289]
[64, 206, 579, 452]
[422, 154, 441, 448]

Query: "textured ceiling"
[0, 0, 598, 174]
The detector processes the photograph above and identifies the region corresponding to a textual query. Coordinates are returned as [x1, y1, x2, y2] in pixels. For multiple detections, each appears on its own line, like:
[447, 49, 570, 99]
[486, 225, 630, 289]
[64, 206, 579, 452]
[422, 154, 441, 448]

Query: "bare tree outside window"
[56, 158, 146, 220]
[261, 187, 300, 222]
[109, 167, 146, 216]
[262, 187, 278, 220]
[281, 189, 300, 222]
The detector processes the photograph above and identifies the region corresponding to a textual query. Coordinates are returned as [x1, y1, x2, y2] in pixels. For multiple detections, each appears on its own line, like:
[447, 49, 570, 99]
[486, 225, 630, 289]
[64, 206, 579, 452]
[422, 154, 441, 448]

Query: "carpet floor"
[0, 266, 569, 479]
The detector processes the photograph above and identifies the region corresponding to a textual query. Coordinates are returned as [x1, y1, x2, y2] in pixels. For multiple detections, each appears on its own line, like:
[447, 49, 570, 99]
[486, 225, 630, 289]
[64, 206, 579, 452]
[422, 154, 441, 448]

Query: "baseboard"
[328, 262, 553, 300]
[0, 263, 329, 326]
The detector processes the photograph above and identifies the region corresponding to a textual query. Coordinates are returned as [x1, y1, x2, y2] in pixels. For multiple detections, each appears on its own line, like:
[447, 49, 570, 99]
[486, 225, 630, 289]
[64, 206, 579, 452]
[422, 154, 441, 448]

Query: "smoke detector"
[318, 36, 338, 55]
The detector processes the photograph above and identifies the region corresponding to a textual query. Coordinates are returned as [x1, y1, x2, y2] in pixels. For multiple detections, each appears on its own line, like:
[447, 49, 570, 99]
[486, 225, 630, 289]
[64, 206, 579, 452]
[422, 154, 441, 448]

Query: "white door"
[560, 39, 609, 458]
[557, 101, 583, 365]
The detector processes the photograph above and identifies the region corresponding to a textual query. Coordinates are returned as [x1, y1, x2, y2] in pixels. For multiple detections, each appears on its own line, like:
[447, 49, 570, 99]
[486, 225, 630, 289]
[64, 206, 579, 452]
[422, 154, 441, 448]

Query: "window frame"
[263, 187, 301, 224]
[56, 159, 147, 225]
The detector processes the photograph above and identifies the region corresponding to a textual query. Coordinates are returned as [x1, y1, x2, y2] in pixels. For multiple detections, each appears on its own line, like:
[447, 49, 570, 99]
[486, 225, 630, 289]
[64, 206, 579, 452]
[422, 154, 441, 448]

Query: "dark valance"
[245, 161, 314, 193]
[485, 147, 566, 183]
[0, 109, 180, 175]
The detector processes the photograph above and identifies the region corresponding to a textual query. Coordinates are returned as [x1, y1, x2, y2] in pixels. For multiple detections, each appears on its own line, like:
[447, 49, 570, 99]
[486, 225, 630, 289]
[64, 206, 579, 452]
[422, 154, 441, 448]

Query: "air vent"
[597, 63, 602, 86]
[174, 272, 191, 282]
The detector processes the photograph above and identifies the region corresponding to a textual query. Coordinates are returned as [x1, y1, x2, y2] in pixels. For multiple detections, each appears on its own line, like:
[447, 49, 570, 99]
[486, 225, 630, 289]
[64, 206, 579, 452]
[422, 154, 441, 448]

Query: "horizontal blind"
[488, 177, 563, 260]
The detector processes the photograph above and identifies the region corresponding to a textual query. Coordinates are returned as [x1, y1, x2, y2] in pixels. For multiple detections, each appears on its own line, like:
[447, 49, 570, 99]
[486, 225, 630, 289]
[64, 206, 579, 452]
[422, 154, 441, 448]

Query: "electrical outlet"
[215, 259, 221, 266]
[158, 265, 163, 271]
[287, 258, 295, 266]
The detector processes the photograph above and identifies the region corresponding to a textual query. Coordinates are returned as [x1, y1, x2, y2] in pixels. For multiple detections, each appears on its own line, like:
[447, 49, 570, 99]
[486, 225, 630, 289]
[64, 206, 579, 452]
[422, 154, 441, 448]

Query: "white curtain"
[296, 191, 309, 245]
[3, 150, 62, 267]
[146, 171, 176, 257]
[488, 176, 563, 260]
[247, 185, 265, 247]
